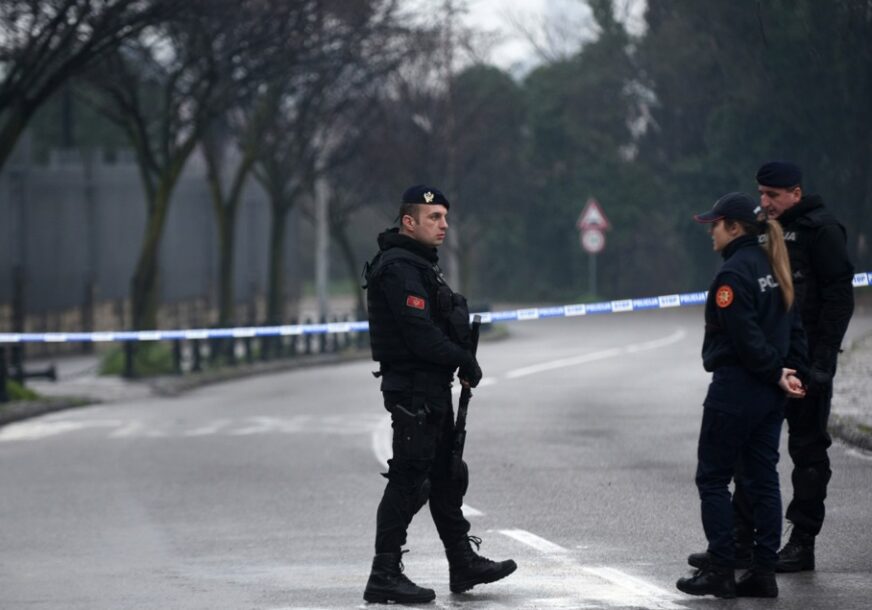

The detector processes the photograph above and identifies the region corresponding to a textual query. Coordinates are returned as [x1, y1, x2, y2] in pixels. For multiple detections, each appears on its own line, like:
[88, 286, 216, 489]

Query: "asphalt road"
[2, 308, 871, 609]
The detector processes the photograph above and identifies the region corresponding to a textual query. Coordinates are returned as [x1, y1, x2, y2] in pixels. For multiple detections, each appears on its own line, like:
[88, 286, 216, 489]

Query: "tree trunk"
[130, 194, 170, 330]
[0, 103, 32, 173]
[217, 212, 236, 327]
[333, 222, 366, 317]
[266, 204, 289, 325]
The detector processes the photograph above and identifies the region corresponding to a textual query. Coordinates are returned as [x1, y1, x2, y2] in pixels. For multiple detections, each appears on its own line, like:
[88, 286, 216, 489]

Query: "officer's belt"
[378, 363, 453, 388]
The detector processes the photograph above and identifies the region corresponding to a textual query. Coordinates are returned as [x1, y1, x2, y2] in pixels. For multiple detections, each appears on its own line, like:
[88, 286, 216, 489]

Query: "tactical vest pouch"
[447, 293, 472, 349]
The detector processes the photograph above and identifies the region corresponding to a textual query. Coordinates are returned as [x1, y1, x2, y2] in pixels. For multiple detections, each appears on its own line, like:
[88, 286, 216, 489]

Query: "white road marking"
[1, 414, 386, 442]
[505, 328, 687, 379]
[0, 418, 123, 441]
[498, 528, 568, 553]
[497, 529, 688, 610]
[184, 419, 233, 436]
[581, 566, 684, 605]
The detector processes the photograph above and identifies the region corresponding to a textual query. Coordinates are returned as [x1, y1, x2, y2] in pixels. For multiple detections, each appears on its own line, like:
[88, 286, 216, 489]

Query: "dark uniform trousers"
[784, 379, 833, 535]
[697, 368, 785, 570]
[375, 379, 471, 554]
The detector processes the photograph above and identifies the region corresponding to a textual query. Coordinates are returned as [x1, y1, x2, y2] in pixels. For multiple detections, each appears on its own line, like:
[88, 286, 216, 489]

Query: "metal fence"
[0, 142, 303, 346]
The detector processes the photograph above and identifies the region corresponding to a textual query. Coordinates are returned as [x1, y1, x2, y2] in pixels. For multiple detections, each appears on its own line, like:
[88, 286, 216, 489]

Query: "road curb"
[0, 349, 372, 428]
[0, 396, 94, 427]
[829, 328, 872, 452]
[829, 414, 872, 453]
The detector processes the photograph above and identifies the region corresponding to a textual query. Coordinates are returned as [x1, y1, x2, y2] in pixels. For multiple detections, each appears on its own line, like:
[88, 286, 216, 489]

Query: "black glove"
[459, 357, 482, 388]
[806, 364, 833, 395]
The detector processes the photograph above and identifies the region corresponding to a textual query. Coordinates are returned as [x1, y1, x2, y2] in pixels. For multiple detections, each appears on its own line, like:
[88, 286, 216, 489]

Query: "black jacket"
[364, 229, 472, 385]
[702, 235, 807, 385]
[777, 195, 854, 373]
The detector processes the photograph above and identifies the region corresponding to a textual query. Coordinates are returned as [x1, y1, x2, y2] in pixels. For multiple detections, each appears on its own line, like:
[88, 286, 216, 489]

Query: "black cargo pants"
[374, 379, 471, 554]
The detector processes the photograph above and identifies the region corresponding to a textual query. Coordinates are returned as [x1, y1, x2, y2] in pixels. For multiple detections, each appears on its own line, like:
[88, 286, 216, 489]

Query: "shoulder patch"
[715, 285, 734, 308]
[406, 295, 426, 310]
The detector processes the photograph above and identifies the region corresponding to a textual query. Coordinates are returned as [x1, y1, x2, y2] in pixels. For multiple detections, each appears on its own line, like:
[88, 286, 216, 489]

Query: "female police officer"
[676, 192, 807, 599]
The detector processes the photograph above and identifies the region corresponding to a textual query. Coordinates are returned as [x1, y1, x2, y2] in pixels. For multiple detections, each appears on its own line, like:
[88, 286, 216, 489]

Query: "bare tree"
[83, 1, 283, 330]
[254, 0, 409, 325]
[0, 0, 172, 172]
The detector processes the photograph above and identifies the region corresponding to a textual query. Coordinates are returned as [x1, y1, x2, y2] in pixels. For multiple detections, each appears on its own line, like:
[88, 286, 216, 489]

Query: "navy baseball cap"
[401, 184, 450, 208]
[694, 192, 763, 224]
[756, 161, 802, 188]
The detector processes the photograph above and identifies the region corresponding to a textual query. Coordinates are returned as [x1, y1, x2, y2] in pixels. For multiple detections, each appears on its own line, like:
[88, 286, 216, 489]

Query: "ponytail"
[734, 217, 795, 310]
[762, 219, 794, 310]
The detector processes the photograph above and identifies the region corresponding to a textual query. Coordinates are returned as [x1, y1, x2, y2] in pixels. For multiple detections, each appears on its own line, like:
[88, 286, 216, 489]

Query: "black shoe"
[687, 547, 752, 570]
[445, 536, 517, 594]
[776, 531, 815, 573]
[363, 551, 435, 604]
[736, 569, 778, 598]
[676, 566, 736, 598]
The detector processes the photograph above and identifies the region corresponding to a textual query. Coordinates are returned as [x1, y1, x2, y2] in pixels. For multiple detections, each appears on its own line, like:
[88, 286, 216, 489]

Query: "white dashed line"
[498, 528, 569, 553]
[505, 328, 686, 379]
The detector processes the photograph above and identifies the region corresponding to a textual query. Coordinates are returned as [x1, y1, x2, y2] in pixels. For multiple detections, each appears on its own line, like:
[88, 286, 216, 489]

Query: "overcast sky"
[405, 0, 645, 76]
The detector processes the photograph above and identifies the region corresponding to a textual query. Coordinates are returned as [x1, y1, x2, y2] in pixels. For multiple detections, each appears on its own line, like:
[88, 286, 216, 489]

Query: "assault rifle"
[451, 314, 481, 480]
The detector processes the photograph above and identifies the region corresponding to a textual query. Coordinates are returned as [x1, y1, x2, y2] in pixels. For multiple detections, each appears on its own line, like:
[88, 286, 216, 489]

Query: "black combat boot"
[676, 565, 736, 599]
[736, 569, 778, 597]
[776, 530, 815, 572]
[445, 536, 517, 594]
[687, 545, 752, 570]
[363, 551, 435, 604]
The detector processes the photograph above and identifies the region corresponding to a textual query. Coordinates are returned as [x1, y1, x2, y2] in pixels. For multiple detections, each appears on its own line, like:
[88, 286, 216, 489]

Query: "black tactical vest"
[364, 246, 471, 372]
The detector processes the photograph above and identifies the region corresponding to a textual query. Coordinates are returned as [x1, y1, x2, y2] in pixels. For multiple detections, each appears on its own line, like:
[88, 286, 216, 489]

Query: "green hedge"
[99, 342, 174, 377]
[4, 380, 40, 401]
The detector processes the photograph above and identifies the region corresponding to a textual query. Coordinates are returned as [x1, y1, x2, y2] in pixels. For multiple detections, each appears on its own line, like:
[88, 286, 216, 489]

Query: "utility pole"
[314, 172, 330, 323]
[442, 0, 461, 290]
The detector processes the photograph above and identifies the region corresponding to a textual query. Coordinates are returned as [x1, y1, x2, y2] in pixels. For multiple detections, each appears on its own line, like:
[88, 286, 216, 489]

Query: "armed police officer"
[362, 185, 516, 605]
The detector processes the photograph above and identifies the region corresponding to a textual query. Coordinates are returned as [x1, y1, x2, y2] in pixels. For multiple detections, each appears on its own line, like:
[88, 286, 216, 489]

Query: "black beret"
[401, 184, 450, 208]
[694, 192, 764, 224]
[756, 161, 802, 188]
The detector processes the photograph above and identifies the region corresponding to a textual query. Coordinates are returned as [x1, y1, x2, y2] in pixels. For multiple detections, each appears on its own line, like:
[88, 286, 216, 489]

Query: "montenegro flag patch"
[715, 285, 734, 308]
[406, 295, 426, 310]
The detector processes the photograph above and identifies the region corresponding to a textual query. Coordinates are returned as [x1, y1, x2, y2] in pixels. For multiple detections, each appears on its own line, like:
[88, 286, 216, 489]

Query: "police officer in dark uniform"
[362, 185, 516, 604]
[677, 193, 807, 599]
[754, 162, 855, 572]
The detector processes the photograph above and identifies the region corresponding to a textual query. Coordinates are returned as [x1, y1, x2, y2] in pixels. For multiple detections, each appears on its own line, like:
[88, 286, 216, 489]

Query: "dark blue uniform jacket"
[701, 235, 808, 412]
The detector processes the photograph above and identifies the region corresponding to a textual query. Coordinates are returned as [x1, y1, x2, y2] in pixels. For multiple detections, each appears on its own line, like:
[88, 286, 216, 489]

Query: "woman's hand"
[778, 368, 806, 398]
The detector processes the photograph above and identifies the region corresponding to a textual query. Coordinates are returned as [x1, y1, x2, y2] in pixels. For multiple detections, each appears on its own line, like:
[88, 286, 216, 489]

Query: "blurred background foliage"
[2, 0, 870, 326]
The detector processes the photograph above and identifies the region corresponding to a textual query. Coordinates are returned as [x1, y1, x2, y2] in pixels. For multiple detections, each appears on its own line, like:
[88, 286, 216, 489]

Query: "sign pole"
[589, 252, 597, 297]
[578, 198, 609, 298]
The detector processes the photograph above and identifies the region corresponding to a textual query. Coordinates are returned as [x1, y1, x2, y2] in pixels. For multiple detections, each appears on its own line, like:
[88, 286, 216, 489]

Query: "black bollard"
[343, 314, 353, 351]
[303, 318, 313, 355]
[172, 340, 183, 375]
[123, 341, 135, 378]
[244, 336, 253, 364]
[288, 318, 298, 357]
[192, 339, 202, 372]
[0, 346, 8, 403]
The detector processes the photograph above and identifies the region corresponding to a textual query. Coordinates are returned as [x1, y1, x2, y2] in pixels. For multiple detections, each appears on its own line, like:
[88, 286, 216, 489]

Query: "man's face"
[403, 204, 448, 247]
[758, 184, 801, 219]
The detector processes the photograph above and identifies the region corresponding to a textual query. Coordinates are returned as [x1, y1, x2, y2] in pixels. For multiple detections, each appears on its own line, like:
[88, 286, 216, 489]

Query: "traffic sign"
[581, 228, 605, 254]
[577, 197, 610, 231]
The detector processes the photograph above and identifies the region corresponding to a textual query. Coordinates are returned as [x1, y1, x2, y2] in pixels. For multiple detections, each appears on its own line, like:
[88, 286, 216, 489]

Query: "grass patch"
[4, 380, 40, 401]
[99, 342, 175, 377]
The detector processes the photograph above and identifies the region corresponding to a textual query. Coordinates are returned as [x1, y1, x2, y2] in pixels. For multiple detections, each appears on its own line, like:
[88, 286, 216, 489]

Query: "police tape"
[1, 272, 869, 344]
